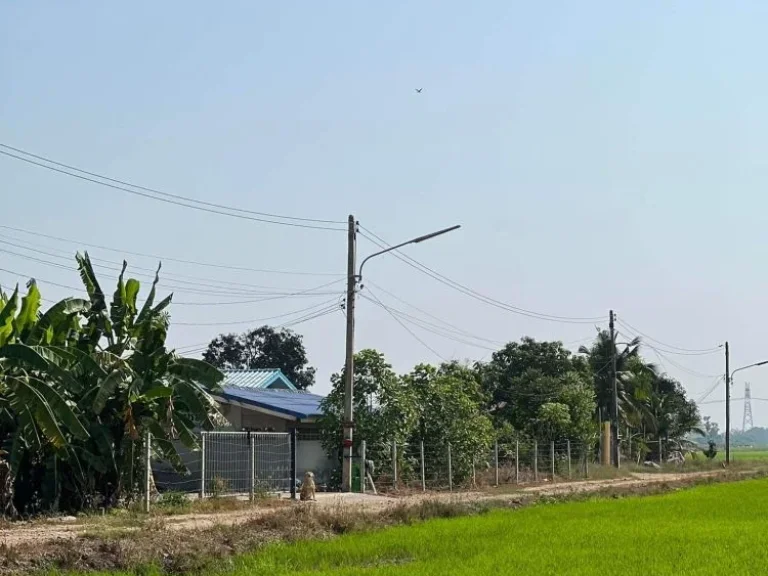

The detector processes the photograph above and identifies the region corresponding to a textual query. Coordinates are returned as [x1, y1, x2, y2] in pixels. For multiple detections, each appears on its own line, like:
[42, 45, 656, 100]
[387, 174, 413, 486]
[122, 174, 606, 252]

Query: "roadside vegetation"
[0, 471, 759, 575]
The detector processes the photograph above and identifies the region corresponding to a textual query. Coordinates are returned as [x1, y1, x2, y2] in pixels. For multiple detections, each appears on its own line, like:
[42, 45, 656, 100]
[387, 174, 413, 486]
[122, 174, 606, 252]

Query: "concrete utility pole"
[725, 342, 730, 465]
[341, 215, 357, 492]
[610, 310, 619, 468]
[341, 219, 460, 492]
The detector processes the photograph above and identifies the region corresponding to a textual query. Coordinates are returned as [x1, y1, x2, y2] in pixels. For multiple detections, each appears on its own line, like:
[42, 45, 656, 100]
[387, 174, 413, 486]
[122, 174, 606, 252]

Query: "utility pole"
[725, 341, 730, 465]
[341, 220, 459, 492]
[610, 310, 619, 468]
[342, 215, 356, 492]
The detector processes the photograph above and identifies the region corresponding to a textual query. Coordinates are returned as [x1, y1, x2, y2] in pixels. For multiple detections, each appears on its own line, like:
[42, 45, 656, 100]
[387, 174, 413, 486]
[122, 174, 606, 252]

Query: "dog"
[300, 471, 316, 501]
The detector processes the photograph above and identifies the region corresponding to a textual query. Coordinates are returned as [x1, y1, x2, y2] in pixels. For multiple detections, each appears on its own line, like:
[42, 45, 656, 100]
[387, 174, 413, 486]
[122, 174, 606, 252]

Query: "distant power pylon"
[743, 382, 754, 431]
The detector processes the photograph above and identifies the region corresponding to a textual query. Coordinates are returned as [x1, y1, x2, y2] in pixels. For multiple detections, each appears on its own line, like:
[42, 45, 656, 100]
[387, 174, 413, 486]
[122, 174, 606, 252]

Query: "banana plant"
[0, 255, 224, 514]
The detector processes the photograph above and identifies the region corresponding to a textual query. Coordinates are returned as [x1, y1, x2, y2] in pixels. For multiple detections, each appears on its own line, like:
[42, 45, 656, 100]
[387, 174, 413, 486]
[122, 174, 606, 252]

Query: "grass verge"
[0, 469, 763, 575]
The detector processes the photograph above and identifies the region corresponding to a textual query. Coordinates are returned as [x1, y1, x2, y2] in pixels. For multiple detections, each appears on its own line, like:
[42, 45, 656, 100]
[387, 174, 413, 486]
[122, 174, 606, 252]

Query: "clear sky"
[3, 1, 767, 429]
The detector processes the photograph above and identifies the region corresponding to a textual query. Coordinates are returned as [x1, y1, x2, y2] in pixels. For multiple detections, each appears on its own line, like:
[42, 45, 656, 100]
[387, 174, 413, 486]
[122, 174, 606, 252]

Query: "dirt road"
[0, 470, 737, 547]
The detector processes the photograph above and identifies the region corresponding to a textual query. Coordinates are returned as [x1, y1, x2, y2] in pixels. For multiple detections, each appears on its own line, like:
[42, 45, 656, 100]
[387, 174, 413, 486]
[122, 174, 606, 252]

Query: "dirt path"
[0, 470, 735, 547]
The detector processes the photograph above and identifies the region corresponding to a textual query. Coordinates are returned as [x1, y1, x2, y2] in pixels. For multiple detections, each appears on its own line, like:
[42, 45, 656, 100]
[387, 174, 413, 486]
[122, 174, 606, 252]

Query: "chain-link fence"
[357, 437, 614, 493]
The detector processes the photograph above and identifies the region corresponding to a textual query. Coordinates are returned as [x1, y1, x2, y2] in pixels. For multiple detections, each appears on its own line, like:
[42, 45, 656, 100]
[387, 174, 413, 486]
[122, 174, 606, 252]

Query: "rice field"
[217, 478, 768, 575]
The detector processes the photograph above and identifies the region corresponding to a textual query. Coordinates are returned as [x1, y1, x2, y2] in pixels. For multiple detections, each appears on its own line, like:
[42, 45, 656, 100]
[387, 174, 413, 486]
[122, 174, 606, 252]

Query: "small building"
[214, 369, 335, 487]
[154, 369, 335, 492]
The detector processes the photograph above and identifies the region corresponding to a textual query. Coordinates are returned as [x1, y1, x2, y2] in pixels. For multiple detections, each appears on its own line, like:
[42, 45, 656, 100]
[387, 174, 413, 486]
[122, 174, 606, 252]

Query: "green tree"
[204, 326, 316, 390]
[405, 362, 494, 484]
[319, 349, 417, 484]
[481, 338, 595, 442]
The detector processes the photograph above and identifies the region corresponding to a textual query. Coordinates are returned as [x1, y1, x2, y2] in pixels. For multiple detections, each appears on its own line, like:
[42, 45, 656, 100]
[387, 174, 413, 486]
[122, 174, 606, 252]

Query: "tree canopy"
[203, 325, 316, 390]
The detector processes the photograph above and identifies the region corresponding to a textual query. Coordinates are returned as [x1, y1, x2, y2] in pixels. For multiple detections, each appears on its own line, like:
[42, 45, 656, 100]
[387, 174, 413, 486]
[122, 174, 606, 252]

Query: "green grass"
[206, 478, 768, 575]
[730, 449, 768, 461]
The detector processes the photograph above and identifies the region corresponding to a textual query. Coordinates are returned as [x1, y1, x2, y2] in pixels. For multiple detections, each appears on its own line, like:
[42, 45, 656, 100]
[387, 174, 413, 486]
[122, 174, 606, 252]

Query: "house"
[154, 369, 335, 493]
[214, 369, 334, 486]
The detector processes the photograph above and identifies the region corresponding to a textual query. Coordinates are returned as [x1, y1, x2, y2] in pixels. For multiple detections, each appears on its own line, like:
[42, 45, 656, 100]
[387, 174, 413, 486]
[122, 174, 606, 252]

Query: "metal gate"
[201, 431, 292, 496]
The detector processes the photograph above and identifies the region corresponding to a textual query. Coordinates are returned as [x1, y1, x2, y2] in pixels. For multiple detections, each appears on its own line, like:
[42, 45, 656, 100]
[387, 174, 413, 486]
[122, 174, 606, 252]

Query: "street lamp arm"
[357, 224, 460, 280]
[731, 360, 768, 381]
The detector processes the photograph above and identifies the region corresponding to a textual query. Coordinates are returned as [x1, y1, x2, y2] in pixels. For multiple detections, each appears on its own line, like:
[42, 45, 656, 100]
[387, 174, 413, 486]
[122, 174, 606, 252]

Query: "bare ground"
[0, 469, 741, 548]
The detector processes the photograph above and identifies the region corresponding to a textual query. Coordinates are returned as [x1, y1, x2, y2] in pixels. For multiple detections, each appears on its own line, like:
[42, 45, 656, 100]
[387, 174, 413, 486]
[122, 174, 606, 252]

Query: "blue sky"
[3, 1, 767, 428]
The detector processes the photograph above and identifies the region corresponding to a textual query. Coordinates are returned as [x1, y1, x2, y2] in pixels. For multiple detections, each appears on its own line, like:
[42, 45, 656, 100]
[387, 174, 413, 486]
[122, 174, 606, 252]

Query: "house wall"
[242, 411, 289, 432]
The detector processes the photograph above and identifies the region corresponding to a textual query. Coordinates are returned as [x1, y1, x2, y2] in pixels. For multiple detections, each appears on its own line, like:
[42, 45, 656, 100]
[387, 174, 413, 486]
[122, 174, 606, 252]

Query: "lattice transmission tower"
[743, 382, 754, 431]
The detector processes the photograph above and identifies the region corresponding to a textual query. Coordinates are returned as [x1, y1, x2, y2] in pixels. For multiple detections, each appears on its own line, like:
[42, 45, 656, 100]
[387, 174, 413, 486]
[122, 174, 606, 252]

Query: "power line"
[359, 226, 603, 324]
[177, 305, 343, 357]
[697, 376, 724, 403]
[363, 279, 505, 346]
[644, 345, 720, 379]
[0, 224, 343, 277]
[0, 246, 339, 299]
[360, 292, 497, 352]
[616, 318, 720, 356]
[0, 145, 345, 231]
[363, 287, 446, 361]
[0, 236, 331, 296]
[174, 298, 341, 326]
[0, 263, 343, 306]
[616, 317, 721, 354]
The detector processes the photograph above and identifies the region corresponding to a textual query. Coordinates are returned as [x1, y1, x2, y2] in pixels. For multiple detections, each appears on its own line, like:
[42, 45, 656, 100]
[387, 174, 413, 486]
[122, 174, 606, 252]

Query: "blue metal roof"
[219, 387, 325, 420]
[221, 369, 297, 391]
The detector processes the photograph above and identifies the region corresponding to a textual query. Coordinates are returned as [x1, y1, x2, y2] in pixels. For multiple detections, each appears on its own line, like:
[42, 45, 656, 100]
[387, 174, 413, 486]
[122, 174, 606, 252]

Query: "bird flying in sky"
[415, 88, 423, 93]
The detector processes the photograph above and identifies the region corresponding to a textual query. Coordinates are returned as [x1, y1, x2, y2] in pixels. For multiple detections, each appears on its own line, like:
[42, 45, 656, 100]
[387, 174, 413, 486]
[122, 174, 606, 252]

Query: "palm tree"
[579, 330, 642, 423]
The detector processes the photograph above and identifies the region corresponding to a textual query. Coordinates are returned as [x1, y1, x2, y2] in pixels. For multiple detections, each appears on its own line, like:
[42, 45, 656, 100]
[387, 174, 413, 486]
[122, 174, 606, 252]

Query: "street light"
[341, 220, 461, 492]
[358, 225, 461, 281]
[726, 359, 768, 464]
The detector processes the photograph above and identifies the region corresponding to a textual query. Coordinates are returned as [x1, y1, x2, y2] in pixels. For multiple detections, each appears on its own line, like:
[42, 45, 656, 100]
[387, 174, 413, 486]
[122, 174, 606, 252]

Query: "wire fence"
[357, 438, 640, 493]
[152, 431, 294, 501]
[202, 431, 293, 496]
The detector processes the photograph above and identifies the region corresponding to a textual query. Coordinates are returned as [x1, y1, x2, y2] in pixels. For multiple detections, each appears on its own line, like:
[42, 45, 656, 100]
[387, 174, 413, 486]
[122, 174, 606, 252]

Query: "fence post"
[420, 440, 426, 492]
[585, 447, 589, 478]
[200, 431, 206, 499]
[534, 440, 538, 482]
[392, 440, 398, 490]
[567, 440, 572, 479]
[659, 439, 663, 465]
[515, 440, 519, 484]
[361, 440, 367, 494]
[249, 433, 255, 502]
[550, 441, 555, 482]
[448, 443, 453, 492]
[144, 431, 151, 514]
[494, 440, 499, 487]
[290, 427, 297, 500]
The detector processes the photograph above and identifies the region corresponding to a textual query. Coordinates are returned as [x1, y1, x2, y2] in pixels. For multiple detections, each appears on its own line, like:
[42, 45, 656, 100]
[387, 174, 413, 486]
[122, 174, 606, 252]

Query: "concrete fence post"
[144, 431, 151, 514]
[420, 440, 426, 492]
[249, 433, 255, 502]
[550, 441, 555, 482]
[533, 440, 538, 482]
[448, 443, 453, 492]
[567, 439, 572, 479]
[494, 440, 499, 487]
[200, 431, 206, 499]
[290, 428, 297, 500]
[659, 439, 663, 465]
[392, 440, 398, 490]
[515, 440, 519, 484]
[361, 440, 367, 494]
